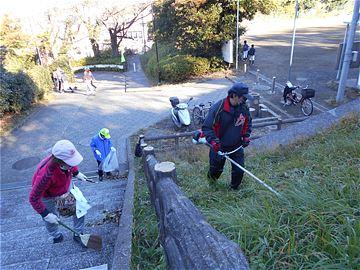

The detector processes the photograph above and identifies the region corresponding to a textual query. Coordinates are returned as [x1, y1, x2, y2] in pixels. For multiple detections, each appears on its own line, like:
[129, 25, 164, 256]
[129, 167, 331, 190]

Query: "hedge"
[146, 54, 210, 83]
[27, 65, 53, 100]
[141, 43, 225, 83]
[70, 49, 127, 68]
[0, 68, 35, 116]
[0, 65, 53, 116]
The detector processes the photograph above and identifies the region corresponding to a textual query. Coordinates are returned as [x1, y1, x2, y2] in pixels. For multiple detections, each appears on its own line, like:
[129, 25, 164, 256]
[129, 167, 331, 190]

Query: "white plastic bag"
[100, 147, 119, 173]
[70, 185, 91, 218]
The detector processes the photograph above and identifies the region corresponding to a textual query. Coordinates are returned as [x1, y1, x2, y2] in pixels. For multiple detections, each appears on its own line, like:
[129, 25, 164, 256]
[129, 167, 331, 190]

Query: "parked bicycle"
[283, 82, 315, 116]
[192, 101, 213, 125]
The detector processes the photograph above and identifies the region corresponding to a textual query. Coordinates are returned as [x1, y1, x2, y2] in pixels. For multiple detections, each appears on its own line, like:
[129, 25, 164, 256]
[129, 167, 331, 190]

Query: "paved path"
[0, 56, 231, 189]
[0, 55, 234, 269]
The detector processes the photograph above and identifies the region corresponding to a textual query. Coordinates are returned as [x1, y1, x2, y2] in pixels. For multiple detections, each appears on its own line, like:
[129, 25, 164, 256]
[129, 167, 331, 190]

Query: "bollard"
[244, 63, 247, 73]
[124, 74, 127, 93]
[249, 107, 256, 119]
[277, 118, 282, 130]
[133, 63, 136, 72]
[256, 69, 260, 83]
[139, 134, 145, 145]
[250, 93, 260, 117]
[271, 76, 276, 94]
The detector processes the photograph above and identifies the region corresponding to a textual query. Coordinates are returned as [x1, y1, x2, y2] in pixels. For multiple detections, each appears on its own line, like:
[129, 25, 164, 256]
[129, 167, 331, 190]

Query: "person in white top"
[83, 67, 96, 94]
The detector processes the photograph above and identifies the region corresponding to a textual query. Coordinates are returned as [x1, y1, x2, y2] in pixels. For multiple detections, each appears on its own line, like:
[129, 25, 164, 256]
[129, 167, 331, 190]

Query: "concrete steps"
[0, 175, 127, 269]
[1, 224, 116, 265]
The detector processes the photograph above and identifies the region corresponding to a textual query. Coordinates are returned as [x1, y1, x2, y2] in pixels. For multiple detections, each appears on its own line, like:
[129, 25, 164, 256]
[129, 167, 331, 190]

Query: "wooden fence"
[141, 145, 249, 270]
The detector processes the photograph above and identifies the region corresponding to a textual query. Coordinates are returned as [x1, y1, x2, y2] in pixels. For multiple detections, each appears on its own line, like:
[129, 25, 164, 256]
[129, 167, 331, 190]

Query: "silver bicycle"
[192, 101, 213, 126]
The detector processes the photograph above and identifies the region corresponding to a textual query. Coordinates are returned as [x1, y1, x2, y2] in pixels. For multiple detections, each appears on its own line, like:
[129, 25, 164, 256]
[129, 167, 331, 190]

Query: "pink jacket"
[29, 155, 78, 217]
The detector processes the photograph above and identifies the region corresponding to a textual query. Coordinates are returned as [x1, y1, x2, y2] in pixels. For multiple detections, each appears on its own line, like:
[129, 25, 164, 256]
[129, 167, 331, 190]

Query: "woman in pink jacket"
[29, 140, 88, 244]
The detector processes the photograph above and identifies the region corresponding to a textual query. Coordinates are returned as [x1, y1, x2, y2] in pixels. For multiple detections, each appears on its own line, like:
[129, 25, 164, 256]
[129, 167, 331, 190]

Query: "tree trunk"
[90, 38, 100, 57]
[109, 30, 119, 57]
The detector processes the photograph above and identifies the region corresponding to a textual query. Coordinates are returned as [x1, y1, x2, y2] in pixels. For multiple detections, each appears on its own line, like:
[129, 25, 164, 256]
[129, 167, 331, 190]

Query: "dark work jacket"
[248, 48, 255, 56]
[202, 97, 252, 152]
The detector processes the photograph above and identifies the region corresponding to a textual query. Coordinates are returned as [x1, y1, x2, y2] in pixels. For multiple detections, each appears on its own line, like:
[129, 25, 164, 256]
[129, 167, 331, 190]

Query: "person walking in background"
[90, 128, 114, 181]
[83, 67, 96, 95]
[242, 40, 249, 61]
[29, 140, 89, 244]
[202, 82, 253, 190]
[52, 67, 63, 93]
[56, 67, 64, 93]
[248, 44, 256, 65]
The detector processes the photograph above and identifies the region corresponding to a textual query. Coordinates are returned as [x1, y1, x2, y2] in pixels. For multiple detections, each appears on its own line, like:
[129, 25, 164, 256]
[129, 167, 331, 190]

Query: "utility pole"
[141, 16, 147, 53]
[336, 23, 349, 80]
[337, 0, 360, 103]
[288, 0, 299, 82]
[235, 0, 239, 70]
[152, 5, 161, 84]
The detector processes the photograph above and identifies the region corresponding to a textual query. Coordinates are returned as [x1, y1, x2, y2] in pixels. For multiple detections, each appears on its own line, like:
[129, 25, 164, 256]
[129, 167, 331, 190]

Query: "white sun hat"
[52, 140, 83, 166]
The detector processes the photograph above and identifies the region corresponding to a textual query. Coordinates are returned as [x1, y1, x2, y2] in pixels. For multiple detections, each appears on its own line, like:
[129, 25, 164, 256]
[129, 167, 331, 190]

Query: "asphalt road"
[242, 17, 359, 105]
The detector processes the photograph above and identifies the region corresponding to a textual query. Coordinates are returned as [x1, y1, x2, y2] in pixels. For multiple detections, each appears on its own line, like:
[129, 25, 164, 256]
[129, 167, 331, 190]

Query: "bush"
[0, 68, 36, 116]
[209, 56, 225, 72]
[27, 65, 53, 100]
[70, 49, 126, 68]
[141, 44, 224, 83]
[159, 55, 210, 83]
[50, 55, 74, 82]
[3, 53, 35, 73]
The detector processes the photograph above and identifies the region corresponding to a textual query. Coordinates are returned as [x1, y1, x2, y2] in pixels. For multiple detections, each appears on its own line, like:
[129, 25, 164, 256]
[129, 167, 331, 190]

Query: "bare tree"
[43, 7, 81, 56]
[76, 0, 102, 57]
[99, 2, 150, 57]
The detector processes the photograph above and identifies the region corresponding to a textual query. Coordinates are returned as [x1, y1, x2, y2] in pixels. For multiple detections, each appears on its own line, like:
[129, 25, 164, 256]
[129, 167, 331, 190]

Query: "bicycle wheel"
[192, 107, 203, 125]
[301, 98, 313, 116]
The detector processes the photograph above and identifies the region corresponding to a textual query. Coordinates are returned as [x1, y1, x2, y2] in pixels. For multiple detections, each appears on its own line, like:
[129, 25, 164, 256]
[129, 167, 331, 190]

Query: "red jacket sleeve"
[29, 162, 57, 217]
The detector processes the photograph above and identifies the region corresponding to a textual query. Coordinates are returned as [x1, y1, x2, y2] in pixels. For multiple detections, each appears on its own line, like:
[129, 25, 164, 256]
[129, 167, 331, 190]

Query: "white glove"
[76, 172, 88, 181]
[44, 213, 60, 224]
[95, 150, 101, 157]
[111, 146, 116, 151]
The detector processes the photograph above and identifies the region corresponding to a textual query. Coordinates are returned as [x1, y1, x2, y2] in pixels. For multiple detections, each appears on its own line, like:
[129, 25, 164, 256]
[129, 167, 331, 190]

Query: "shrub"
[70, 49, 127, 68]
[3, 53, 35, 73]
[50, 55, 74, 82]
[27, 65, 53, 100]
[159, 55, 210, 83]
[209, 56, 225, 71]
[141, 43, 219, 83]
[0, 68, 36, 116]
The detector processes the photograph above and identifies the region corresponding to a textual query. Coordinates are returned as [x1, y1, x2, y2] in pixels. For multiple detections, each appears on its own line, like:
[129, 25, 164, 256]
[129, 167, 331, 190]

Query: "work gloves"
[192, 130, 207, 145]
[76, 172, 88, 181]
[95, 150, 101, 158]
[242, 137, 250, 148]
[210, 140, 221, 152]
[44, 213, 60, 224]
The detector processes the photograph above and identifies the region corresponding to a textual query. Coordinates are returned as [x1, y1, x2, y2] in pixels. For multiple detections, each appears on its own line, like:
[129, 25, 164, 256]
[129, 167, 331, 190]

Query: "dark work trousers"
[209, 148, 245, 189]
[58, 80, 63, 93]
[96, 160, 103, 177]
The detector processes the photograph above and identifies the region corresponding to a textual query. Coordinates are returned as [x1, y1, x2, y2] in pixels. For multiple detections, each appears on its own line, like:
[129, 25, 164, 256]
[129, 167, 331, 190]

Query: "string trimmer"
[192, 132, 281, 197]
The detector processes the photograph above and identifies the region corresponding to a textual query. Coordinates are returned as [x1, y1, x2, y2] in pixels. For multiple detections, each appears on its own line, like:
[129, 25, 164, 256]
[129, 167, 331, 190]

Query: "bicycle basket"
[301, 88, 315, 98]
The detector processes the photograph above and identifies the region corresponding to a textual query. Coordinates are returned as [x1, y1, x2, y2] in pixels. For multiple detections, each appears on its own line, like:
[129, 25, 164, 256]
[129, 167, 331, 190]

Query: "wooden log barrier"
[142, 147, 250, 270]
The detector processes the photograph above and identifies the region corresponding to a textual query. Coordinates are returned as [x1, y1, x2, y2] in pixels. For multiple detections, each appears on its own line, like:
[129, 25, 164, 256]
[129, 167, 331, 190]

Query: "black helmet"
[228, 82, 252, 100]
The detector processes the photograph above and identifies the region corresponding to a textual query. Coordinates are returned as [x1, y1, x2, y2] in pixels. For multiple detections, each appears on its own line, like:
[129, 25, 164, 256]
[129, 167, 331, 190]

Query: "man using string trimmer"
[200, 82, 253, 190]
